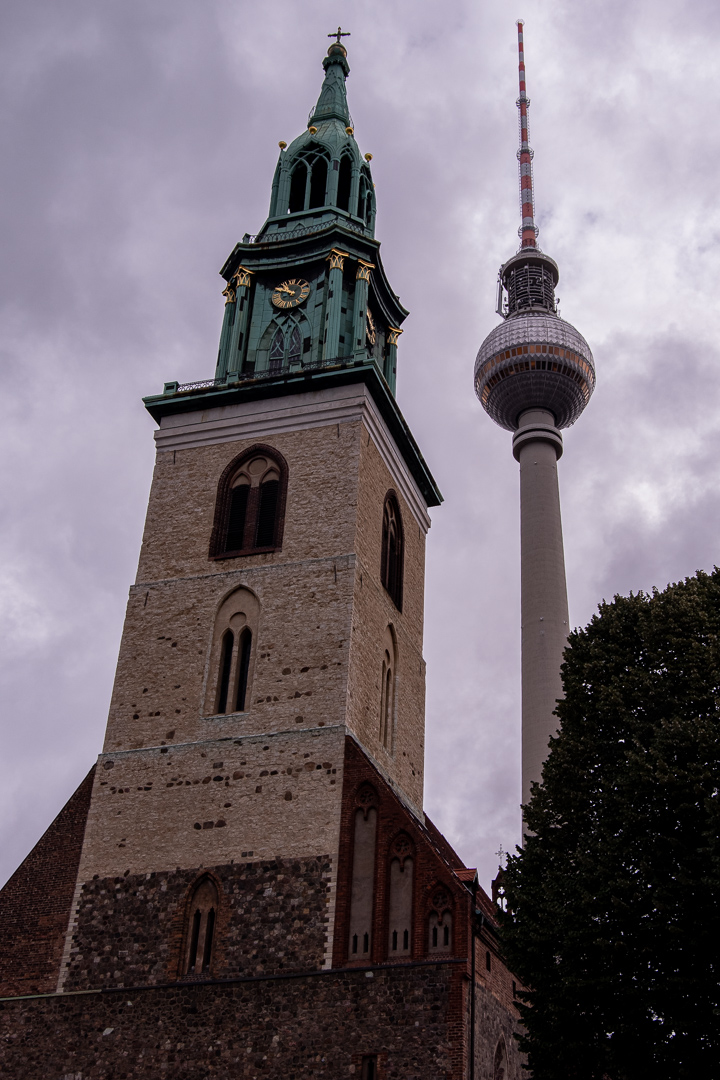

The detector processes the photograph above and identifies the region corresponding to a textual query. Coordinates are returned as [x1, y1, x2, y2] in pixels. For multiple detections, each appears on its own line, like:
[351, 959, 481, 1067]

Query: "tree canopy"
[500, 569, 720, 1080]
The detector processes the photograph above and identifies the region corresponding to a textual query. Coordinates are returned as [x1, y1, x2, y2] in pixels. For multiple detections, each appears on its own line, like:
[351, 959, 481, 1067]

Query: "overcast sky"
[1, 0, 719, 892]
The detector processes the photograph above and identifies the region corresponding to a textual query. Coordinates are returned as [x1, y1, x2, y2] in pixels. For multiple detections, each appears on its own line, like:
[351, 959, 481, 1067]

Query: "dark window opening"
[432, 926, 438, 947]
[216, 630, 234, 714]
[403, 929, 409, 950]
[183, 877, 219, 976]
[352, 934, 358, 954]
[210, 446, 288, 560]
[188, 909, 201, 972]
[309, 157, 328, 208]
[363, 931, 369, 953]
[486, 950, 492, 972]
[365, 192, 373, 224]
[202, 907, 215, 971]
[337, 156, 352, 211]
[255, 479, 279, 547]
[392, 930, 398, 951]
[226, 485, 249, 552]
[381, 493, 404, 611]
[288, 164, 307, 213]
[235, 628, 252, 712]
[361, 1057, 377, 1080]
[444, 924, 449, 946]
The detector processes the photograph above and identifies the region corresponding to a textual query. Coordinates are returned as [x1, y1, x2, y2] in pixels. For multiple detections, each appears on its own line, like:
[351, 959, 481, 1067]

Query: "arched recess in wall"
[209, 444, 288, 559]
[493, 1037, 509, 1080]
[379, 624, 397, 752]
[204, 585, 260, 717]
[381, 491, 404, 611]
[347, 783, 379, 961]
[387, 832, 415, 958]
[427, 884, 453, 954]
[180, 874, 220, 976]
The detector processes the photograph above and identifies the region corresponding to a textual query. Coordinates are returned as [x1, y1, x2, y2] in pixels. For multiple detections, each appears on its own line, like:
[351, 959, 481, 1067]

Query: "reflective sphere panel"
[474, 312, 595, 431]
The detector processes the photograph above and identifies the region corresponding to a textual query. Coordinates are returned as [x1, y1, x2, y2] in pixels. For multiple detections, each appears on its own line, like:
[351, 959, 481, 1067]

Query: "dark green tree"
[500, 569, 720, 1080]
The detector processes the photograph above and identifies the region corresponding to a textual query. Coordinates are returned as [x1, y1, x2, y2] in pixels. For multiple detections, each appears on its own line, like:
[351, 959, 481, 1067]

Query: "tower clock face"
[271, 278, 310, 309]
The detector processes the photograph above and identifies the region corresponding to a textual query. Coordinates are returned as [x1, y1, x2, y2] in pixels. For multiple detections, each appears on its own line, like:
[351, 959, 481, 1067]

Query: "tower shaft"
[513, 409, 569, 807]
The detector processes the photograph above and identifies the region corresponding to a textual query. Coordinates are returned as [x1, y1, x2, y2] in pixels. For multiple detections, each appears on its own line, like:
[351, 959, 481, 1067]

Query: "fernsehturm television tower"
[475, 22, 595, 809]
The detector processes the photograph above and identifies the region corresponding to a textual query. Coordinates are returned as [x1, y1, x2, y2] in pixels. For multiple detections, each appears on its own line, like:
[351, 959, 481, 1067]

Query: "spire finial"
[328, 26, 351, 45]
[516, 20, 539, 249]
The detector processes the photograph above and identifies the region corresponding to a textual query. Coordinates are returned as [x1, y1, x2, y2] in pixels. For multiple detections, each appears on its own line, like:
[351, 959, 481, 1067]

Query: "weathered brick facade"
[0, 766, 94, 997]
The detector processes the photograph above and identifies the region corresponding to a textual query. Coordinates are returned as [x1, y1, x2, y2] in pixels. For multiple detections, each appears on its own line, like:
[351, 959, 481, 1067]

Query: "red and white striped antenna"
[516, 20, 539, 249]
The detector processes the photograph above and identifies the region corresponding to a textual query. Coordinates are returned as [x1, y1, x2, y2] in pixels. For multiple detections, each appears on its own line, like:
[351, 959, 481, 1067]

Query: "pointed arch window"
[387, 833, 414, 958]
[204, 586, 259, 717]
[428, 887, 453, 954]
[381, 492, 404, 611]
[182, 876, 219, 976]
[269, 328, 285, 374]
[493, 1038, 508, 1080]
[209, 445, 288, 559]
[288, 162, 307, 214]
[336, 154, 353, 212]
[379, 625, 396, 752]
[348, 784, 378, 961]
[286, 144, 330, 214]
[263, 318, 308, 375]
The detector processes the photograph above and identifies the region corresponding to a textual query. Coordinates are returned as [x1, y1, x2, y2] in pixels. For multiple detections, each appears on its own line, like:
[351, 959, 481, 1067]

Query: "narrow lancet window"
[309, 157, 328, 208]
[348, 786, 378, 960]
[381, 493, 404, 611]
[182, 876, 220, 976]
[235, 628, 252, 712]
[204, 585, 260, 718]
[288, 163, 307, 213]
[336, 155, 352, 211]
[387, 833, 414, 959]
[216, 630, 234, 714]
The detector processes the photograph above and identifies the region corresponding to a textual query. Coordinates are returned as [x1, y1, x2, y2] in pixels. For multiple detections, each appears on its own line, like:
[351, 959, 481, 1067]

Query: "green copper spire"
[309, 42, 351, 126]
[260, 38, 375, 239]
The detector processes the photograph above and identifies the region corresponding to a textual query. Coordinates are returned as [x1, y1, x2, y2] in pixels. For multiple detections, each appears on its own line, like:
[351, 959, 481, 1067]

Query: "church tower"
[0, 36, 525, 1080]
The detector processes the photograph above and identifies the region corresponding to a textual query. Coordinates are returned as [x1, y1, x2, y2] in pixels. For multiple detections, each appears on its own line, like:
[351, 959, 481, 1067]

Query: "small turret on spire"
[516, 20, 539, 249]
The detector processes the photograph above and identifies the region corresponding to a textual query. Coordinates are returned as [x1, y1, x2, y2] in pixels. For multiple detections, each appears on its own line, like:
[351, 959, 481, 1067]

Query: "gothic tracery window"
[381, 492, 404, 611]
[209, 445, 288, 559]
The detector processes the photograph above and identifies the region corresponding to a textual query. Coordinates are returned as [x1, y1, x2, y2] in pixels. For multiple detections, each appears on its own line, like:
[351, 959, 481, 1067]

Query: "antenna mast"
[516, 20, 538, 249]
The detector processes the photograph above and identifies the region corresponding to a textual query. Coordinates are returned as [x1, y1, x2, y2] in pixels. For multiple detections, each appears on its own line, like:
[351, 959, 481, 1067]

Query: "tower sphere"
[474, 250, 595, 432]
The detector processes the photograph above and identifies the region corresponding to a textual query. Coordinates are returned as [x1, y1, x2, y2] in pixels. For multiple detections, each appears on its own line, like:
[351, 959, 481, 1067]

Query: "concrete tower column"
[512, 408, 569, 808]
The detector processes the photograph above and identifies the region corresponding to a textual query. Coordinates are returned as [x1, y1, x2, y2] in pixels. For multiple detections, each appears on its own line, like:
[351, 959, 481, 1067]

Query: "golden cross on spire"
[328, 26, 350, 44]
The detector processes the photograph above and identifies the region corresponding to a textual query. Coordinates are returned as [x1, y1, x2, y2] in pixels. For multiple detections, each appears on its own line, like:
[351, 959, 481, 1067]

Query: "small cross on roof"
[328, 26, 350, 44]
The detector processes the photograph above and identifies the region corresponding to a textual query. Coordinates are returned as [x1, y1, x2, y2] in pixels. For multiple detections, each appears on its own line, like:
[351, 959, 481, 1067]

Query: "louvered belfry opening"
[381, 492, 404, 611]
[210, 445, 288, 559]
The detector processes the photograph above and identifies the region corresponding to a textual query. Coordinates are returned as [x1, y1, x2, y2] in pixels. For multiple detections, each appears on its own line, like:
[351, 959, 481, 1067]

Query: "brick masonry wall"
[103, 408, 428, 811]
[474, 982, 526, 1080]
[0, 964, 462, 1080]
[346, 429, 427, 808]
[64, 855, 331, 991]
[0, 766, 95, 997]
[78, 727, 344, 880]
